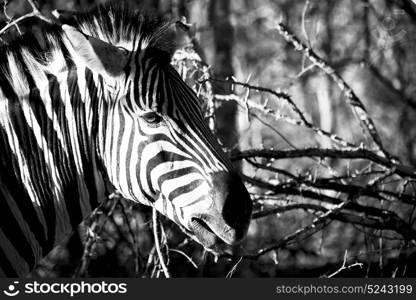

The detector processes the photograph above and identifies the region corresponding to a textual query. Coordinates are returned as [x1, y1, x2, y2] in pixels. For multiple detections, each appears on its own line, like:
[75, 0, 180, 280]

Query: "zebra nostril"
[211, 171, 253, 239]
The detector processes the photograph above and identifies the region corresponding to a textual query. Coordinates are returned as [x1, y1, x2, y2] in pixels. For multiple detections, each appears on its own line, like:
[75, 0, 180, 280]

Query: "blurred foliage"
[2, 0, 416, 277]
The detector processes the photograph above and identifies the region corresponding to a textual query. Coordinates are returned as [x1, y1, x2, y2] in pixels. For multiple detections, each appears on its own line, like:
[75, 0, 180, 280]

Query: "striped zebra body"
[0, 4, 252, 277]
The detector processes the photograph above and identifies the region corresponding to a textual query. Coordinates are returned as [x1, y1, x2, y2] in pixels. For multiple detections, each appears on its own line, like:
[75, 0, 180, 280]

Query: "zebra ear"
[62, 25, 129, 77]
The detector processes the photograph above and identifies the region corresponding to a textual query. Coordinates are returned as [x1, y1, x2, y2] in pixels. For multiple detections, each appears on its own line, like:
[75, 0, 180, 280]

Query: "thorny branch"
[232, 148, 416, 179]
[324, 250, 363, 278]
[215, 196, 355, 260]
[204, 22, 416, 267]
[73, 193, 120, 278]
[0, 0, 54, 38]
[152, 208, 171, 278]
[212, 92, 354, 152]
[207, 79, 355, 148]
[276, 22, 392, 160]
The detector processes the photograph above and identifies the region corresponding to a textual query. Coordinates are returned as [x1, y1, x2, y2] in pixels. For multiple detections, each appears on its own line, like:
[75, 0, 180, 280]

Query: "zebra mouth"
[190, 218, 221, 248]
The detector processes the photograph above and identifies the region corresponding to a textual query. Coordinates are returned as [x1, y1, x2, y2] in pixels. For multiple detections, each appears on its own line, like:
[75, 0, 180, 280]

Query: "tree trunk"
[208, 0, 239, 151]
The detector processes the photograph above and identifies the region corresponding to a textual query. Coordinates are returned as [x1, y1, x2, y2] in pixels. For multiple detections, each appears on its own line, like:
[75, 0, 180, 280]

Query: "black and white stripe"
[0, 3, 252, 277]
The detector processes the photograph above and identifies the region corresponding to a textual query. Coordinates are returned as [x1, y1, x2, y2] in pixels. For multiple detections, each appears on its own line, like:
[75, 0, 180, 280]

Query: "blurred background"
[2, 0, 416, 277]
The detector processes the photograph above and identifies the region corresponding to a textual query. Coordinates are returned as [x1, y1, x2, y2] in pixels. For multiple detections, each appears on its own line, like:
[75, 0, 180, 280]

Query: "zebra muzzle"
[190, 217, 219, 247]
[189, 214, 245, 248]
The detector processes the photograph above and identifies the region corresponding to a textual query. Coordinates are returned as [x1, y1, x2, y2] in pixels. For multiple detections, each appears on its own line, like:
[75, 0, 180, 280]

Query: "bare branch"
[73, 193, 119, 278]
[26, 0, 40, 12]
[245, 196, 353, 260]
[0, 0, 54, 38]
[276, 23, 391, 159]
[226, 257, 243, 278]
[206, 78, 308, 125]
[232, 148, 416, 179]
[118, 201, 141, 277]
[325, 250, 363, 277]
[169, 249, 198, 269]
[0, 11, 36, 36]
[214, 93, 354, 148]
[152, 208, 171, 278]
[246, 173, 416, 240]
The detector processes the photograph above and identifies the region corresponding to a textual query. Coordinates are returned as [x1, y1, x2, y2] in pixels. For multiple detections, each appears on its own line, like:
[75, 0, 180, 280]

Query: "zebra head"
[62, 13, 252, 248]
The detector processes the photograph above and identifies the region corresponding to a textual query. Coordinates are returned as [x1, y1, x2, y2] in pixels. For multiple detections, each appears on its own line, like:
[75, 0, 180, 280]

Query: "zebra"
[0, 3, 252, 277]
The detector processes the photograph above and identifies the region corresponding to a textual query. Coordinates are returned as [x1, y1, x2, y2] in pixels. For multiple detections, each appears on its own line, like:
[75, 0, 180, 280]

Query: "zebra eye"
[141, 112, 163, 125]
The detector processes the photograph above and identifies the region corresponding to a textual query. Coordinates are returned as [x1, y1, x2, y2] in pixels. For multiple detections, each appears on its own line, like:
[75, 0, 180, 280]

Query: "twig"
[26, 0, 40, 13]
[2, 0, 22, 36]
[152, 208, 171, 278]
[3, 0, 12, 21]
[208, 196, 356, 261]
[144, 246, 156, 277]
[276, 23, 391, 159]
[169, 249, 198, 269]
[245, 196, 354, 260]
[253, 203, 328, 219]
[118, 201, 141, 277]
[301, 0, 311, 46]
[0, 0, 54, 37]
[231, 148, 416, 179]
[207, 78, 309, 125]
[0, 11, 37, 36]
[325, 250, 363, 277]
[214, 93, 353, 148]
[73, 193, 119, 278]
[226, 257, 243, 278]
[248, 159, 415, 204]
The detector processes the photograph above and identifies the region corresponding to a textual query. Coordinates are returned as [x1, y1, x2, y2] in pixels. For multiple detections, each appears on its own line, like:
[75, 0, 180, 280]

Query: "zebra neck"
[0, 65, 108, 275]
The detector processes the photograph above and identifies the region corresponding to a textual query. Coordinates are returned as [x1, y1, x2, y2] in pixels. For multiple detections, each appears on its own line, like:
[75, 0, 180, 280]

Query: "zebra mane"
[61, 2, 176, 55]
[0, 3, 175, 97]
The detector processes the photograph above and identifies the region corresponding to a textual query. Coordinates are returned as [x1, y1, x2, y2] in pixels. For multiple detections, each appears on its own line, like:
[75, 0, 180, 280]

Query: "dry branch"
[325, 251, 363, 277]
[204, 74, 356, 148]
[239, 197, 353, 260]
[245, 174, 416, 236]
[276, 23, 391, 159]
[0, 0, 54, 37]
[152, 208, 171, 278]
[73, 193, 120, 278]
[232, 148, 416, 179]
